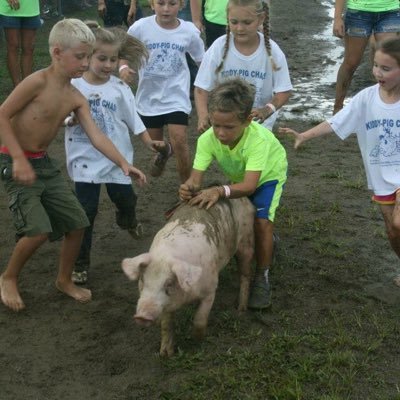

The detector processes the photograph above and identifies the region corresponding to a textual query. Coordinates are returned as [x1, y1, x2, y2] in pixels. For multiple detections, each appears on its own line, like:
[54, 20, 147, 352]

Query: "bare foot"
[0, 275, 26, 311]
[393, 275, 400, 287]
[55, 280, 92, 303]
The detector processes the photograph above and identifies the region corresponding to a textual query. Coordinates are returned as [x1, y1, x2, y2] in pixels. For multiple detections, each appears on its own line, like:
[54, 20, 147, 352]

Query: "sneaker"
[128, 222, 143, 239]
[248, 275, 271, 310]
[72, 270, 88, 285]
[150, 142, 172, 177]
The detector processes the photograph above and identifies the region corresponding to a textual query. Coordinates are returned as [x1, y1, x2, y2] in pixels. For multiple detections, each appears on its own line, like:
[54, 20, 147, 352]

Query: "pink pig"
[122, 197, 255, 356]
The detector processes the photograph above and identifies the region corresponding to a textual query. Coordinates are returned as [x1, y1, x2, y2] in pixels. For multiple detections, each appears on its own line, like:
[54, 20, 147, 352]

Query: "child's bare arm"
[0, 75, 45, 185]
[194, 87, 210, 133]
[74, 99, 143, 179]
[279, 121, 333, 149]
[188, 171, 261, 210]
[139, 130, 166, 152]
[251, 90, 291, 123]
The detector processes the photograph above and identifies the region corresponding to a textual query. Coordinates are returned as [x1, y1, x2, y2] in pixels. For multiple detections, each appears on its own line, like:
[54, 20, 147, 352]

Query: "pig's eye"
[164, 279, 175, 296]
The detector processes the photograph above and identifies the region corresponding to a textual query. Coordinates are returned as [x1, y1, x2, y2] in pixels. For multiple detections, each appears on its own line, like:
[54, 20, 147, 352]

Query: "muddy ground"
[1, 1, 400, 399]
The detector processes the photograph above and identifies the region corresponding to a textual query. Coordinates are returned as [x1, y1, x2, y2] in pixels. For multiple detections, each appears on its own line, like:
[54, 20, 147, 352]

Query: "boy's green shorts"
[0, 154, 89, 241]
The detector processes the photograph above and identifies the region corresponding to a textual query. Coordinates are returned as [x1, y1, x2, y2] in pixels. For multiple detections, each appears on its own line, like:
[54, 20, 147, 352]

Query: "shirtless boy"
[0, 18, 146, 312]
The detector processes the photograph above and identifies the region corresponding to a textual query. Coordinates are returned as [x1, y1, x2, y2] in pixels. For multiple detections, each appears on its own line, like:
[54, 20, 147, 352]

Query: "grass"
[1, 5, 400, 400]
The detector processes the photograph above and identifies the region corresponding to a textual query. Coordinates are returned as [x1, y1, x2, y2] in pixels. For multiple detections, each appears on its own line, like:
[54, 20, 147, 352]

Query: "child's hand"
[188, 186, 223, 210]
[12, 156, 36, 185]
[278, 127, 304, 149]
[250, 106, 272, 123]
[197, 116, 210, 134]
[123, 164, 147, 186]
[119, 66, 136, 84]
[179, 183, 200, 201]
[148, 140, 167, 153]
[63, 112, 78, 127]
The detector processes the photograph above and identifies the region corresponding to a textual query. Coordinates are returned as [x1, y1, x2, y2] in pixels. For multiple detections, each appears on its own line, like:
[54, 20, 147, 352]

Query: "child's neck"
[379, 85, 400, 104]
[155, 16, 180, 29]
[233, 33, 260, 56]
[82, 71, 110, 85]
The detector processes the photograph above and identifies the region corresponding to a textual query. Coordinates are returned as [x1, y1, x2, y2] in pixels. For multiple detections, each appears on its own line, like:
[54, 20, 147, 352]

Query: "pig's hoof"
[160, 344, 175, 357]
[192, 326, 206, 340]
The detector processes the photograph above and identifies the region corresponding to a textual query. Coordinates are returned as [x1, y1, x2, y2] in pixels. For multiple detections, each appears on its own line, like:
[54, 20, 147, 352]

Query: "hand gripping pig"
[122, 197, 255, 356]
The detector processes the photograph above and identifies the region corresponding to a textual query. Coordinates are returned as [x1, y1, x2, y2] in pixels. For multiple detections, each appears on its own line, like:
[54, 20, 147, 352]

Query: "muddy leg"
[160, 311, 175, 357]
[55, 229, 92, 303]
[1, 234, 48, 311]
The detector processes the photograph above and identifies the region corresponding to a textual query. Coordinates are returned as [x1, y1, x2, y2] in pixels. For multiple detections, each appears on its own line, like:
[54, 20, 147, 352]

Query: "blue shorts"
[248, 179, 285, 222]
[345, 9, 400, 37]
[0, 15, 41, 29]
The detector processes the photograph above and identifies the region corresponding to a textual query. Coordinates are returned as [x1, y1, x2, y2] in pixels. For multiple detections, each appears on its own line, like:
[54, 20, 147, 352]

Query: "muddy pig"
[122, 197, 255, 356]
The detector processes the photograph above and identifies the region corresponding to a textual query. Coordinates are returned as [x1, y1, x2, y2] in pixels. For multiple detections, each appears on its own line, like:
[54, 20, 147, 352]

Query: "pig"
[122, 197, 255, 357]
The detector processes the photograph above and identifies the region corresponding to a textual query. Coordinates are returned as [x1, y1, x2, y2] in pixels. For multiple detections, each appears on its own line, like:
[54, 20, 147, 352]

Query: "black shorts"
[139, 112, 189, 128]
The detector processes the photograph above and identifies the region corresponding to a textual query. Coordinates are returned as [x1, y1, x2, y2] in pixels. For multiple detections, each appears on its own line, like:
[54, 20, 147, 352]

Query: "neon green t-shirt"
[346, 0, 399, 12]
[193, 121, 287, 186]
[204, 0, 228, 26]
[0, 0, 40, 17]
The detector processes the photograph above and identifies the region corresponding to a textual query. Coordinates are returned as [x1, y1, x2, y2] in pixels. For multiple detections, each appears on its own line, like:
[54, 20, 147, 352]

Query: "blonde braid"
[215, 24, 230, 73]
[261, 1, 279, 71]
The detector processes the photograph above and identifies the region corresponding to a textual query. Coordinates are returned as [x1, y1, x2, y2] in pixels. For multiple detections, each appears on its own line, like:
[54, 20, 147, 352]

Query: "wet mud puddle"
[281, 0, 342, 122]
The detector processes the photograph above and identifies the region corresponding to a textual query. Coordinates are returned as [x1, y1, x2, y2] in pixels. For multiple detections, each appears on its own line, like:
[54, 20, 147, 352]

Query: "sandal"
[150, 142, 172, 177]
[72, 270, 88, 285]
[128, 222, 143, 239]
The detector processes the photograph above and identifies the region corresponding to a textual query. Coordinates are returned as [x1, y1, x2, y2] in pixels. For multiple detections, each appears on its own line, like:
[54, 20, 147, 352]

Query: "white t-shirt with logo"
[127, 15, 205, 116]
[65, 75, 145, 184]
[194, 32, 293, 130]
[328, 84, 400, 195]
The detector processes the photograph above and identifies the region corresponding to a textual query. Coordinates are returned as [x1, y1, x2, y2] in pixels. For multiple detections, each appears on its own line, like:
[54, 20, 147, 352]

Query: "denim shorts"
[345, 9, 400, 37]
[0, 15, 41, 29]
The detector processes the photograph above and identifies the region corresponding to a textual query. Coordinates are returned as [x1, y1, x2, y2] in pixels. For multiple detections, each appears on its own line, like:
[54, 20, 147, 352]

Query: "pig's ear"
[122, 253, 151, 281]
[171, 261, 202, 292]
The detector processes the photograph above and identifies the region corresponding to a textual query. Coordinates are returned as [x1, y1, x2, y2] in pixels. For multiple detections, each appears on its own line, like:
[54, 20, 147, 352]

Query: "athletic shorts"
[345, 9, 400, 37]
[0, 154, 89, 241]
[372, 190, 399, 205]
[248, 179, 285, 222]
[0, 15, 41, 29]
[139, 111, 189, 128]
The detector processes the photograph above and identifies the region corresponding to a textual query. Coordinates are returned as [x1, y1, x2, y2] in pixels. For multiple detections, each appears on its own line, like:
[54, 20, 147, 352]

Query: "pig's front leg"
[192, 293, 215, 340]
[236, 247, 253, 311]
[160, 311, 175, 357]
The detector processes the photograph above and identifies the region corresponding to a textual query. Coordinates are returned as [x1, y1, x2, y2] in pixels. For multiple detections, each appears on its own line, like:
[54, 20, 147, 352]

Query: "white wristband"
[266, 103, 276, 113]
[119, 64, 129, 73]
[222, 185, 231, 198]
[64, 116, 73, 126]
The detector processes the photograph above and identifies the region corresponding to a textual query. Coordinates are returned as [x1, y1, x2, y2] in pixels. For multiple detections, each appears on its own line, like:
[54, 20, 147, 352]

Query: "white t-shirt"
[127, 15, 205, 116]
[65, 75, 146, 184]
[328, 84, 400, 195]
[194, 33, 292, 130]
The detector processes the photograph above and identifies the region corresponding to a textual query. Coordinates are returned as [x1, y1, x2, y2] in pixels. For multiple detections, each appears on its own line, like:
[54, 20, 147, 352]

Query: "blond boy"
[0, 18, 146, 312]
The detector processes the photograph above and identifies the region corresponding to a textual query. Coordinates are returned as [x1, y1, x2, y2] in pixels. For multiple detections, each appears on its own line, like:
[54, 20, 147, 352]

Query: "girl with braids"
[64, 22, 166, 284]
[194, 0, 291, 134]
[180, 78, 287, 310]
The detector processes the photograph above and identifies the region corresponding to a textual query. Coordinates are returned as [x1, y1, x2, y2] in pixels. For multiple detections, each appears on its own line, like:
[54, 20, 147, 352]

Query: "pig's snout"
[134, 314, 155, 327]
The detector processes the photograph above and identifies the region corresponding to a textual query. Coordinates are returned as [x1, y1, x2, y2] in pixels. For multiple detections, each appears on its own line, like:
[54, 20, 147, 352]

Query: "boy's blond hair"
[148, 0, 185, 6]
[49, 18, 96, 51]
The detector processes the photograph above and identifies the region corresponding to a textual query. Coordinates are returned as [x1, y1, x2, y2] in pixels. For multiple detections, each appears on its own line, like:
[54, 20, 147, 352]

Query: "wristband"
[64, 116, 73, 126]
[222, 185, 231, 198]
[265, 103, 276, 113]
[119, 64, 129, 73]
